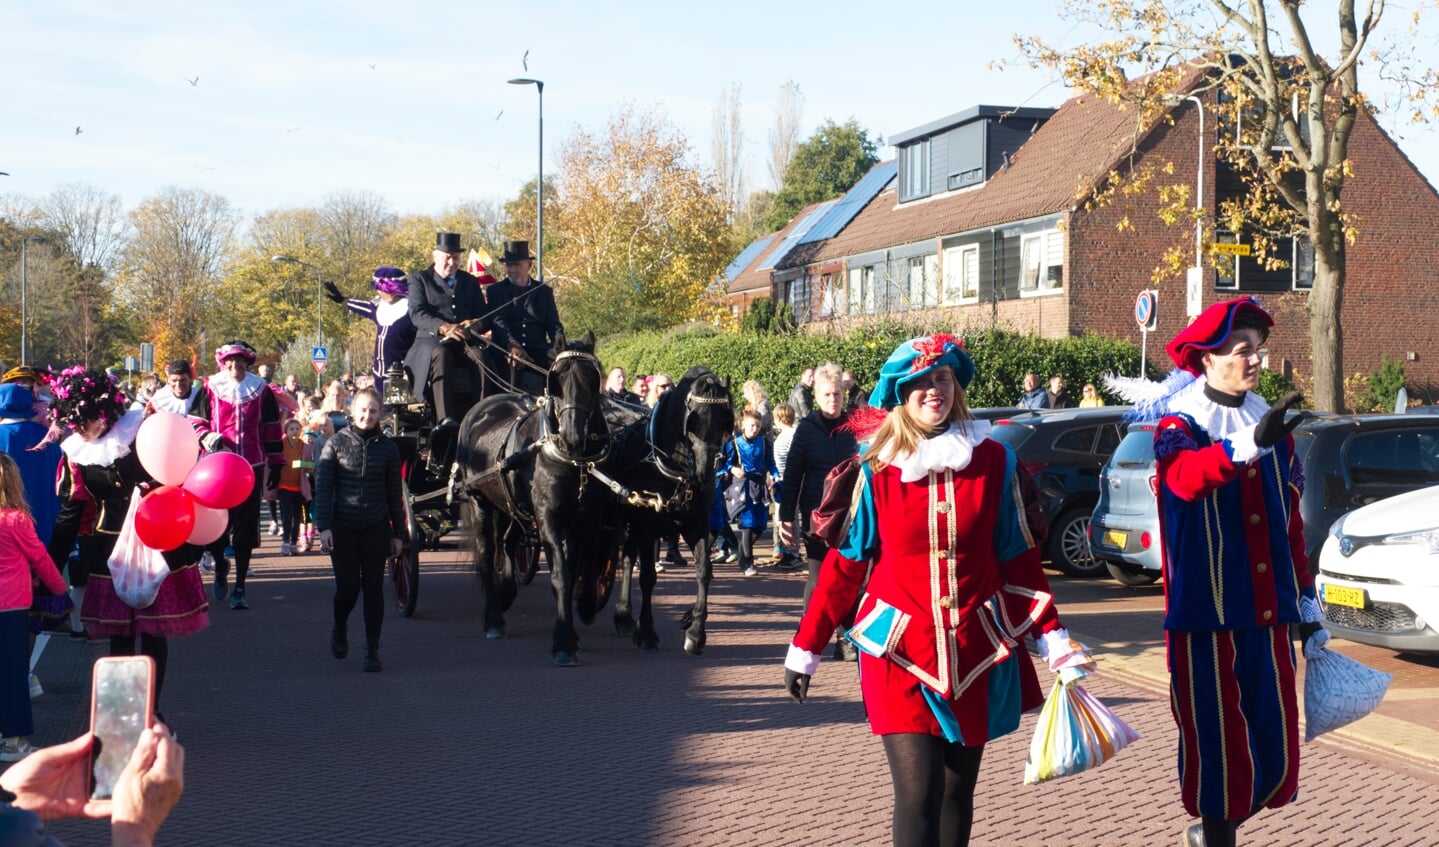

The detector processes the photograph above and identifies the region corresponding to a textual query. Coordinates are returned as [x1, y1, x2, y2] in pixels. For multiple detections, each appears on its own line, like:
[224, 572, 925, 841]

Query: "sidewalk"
[18, 535, 1439, 846]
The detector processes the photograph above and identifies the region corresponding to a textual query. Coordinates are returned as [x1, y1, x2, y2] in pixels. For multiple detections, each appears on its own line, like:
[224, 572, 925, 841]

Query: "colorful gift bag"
[1024, 679, 1141, 784]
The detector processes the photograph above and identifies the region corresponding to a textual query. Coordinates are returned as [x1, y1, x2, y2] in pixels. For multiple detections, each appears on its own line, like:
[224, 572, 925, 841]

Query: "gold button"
[939, 596, 954, 609]
[1249, 514, 1261, 525]
[936, 502, 951, 514]
[1263, 610, 1273, 621]
[1247, 468, 1257, 478]
[938, 550, 949, 560]
[1256, 562, 1268, 573]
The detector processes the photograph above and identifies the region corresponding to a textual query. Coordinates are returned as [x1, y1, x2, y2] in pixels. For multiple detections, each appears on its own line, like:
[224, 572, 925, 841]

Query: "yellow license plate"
[1324, 585, 1368, 610]
[1101, 530, 1128, 549]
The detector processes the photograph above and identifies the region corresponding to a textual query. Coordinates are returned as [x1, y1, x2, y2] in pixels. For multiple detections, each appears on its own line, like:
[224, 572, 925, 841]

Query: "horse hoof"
[553, 651, 580, 667]
[485, 626, 505, 640]
[684, 634, 705, 656]
[614, 620, 634, 638]
[634, 635, 660, 653]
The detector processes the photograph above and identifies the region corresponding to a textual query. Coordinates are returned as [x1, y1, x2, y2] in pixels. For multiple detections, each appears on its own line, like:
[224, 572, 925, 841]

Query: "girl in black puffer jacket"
[313, 389, 407, 672]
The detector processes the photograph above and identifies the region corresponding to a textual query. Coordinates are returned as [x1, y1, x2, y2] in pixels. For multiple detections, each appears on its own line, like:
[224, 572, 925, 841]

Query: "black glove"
[323, 280, 346, 303]
[1255, 391, 1307, 448]
[1297, 621, 1325, 648]
[784, 669, 810, 704]
[265, 463, 283, 492]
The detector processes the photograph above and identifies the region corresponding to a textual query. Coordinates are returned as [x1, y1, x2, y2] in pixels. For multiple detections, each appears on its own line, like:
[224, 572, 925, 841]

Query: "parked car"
[1088, 423, 1161, 586]
[1316, 484, 1439, 652]
[988, 407, 1130, 577]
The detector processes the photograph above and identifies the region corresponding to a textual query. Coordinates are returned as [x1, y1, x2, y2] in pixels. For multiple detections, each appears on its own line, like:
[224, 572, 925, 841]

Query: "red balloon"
[184, 452, 256, 510]
[134, 486, 196, 552]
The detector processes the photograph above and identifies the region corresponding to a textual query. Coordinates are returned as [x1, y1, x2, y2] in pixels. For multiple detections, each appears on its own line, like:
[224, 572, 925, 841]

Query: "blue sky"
[4, 0, 1438, 219]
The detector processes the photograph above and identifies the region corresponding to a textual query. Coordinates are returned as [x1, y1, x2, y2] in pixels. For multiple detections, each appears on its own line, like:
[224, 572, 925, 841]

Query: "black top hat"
[434, 232, 464, 254]
[500, 240, 535, 263]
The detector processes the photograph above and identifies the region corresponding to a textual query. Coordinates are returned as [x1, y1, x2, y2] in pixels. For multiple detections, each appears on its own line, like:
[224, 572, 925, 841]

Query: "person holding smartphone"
[313, 389, 407, 672]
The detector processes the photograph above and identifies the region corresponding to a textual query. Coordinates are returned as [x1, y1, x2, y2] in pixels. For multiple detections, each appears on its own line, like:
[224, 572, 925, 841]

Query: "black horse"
[455, 330, 608, 666]
[596, 366, 734, 655]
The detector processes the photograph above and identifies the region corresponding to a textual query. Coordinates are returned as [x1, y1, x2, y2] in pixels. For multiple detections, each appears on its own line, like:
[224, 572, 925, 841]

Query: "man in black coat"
[405, 232, 488, 427]
[777, 363, 859, 657]
[488, 240, 563, 396]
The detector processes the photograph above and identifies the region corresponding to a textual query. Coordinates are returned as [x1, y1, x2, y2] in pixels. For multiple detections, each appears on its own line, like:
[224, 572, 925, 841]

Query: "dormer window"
[901, 139, 931, 201]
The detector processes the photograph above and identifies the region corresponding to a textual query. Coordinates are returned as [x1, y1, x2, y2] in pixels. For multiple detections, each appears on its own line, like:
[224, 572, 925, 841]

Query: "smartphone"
[89, 656, 156, 800]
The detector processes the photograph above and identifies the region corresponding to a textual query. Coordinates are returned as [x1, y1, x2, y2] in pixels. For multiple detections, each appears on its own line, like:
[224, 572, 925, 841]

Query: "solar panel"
[724, 235, 775, 282]
[761, 199, 838, 270]
[798, 161, 898, 244]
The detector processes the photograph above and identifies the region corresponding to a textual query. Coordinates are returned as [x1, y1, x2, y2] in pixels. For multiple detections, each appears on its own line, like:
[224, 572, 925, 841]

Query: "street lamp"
[271, 254, 324, 390]
[508, 77, 545, 281]
[20, 236, 45, 365]
[1166, 94, 1206, 319]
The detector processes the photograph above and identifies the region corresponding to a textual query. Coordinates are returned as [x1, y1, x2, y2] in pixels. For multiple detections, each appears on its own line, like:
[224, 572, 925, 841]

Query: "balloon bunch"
[131, 411, 255, 551]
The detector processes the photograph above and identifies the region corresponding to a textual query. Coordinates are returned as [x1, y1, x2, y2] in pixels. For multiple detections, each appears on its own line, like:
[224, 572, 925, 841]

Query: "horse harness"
[587, 383, 729, 514]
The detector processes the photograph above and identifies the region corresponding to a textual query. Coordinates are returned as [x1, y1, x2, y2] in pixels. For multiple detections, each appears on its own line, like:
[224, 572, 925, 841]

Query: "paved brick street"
[18, 534, 1439, 846]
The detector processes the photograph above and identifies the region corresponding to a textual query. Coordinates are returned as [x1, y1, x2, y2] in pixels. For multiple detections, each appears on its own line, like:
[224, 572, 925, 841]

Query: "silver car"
[1088, 422, 1162, 585]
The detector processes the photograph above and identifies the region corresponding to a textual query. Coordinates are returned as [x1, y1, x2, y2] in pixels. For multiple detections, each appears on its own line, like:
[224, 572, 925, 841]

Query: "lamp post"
[507, 77, 545, 281]
[20, 236, 45, 365]
[271, 255, 324, 390]
[1166, 94, 1206, 319]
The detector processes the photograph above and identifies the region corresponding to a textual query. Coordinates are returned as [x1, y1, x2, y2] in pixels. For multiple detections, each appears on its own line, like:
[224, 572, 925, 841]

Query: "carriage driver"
[489, 240, 563, 397]
[404, 232, 488, 429]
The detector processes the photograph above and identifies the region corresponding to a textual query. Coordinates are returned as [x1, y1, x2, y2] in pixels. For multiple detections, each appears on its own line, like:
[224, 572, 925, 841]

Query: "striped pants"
[1167, 626, 1300, 820]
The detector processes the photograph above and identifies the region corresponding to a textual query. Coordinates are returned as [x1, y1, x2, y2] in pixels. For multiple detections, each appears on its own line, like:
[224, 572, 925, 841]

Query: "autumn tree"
[1015, 0, 1405, 413]
[550, 104, 734, 333]
[765, 118, 880, 231]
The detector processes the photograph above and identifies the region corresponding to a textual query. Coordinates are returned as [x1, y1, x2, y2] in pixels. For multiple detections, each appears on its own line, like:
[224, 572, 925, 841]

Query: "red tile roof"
[781, 92, 1162, 268]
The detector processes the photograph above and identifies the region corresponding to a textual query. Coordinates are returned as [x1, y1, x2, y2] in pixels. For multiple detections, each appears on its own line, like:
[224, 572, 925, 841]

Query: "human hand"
[322, 280, 346, 303]
[109, 723, 184, 847]
[265, 464, 282, 492]
[784, 669, 811, 703]
[508, 344, 529, 366]
[319, 530, 333, 550]
[200, 432, 226, 453]
[1255, 392, 1307, 448]
[0, 732, 110, 821]
[778, 521, 796, 549]
[390, 537, 404, 558]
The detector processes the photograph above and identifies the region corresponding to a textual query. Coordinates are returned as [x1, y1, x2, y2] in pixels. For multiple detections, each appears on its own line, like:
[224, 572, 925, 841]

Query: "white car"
[1317, 484, 1439, 652]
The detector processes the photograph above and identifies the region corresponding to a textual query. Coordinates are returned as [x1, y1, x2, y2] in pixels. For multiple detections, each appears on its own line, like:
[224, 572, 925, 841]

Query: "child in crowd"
[305, 411, 335, 553]
[720, 408, 780, 577]
[769, 403, 802, 571]
[0, 453, 67, 761]
[275, 418, 313, 556]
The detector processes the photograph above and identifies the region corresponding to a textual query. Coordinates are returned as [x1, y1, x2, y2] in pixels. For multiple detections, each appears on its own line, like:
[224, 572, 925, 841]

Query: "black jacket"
[404, 267, 487, 389]
[489, 278, 563, 355]
[313, 425, 407, 538]
[778, 411, 858, 525]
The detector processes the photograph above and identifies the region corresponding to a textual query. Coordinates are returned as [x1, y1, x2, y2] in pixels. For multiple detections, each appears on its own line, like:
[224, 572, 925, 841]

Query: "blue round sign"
[1134, 291, 1157, 329]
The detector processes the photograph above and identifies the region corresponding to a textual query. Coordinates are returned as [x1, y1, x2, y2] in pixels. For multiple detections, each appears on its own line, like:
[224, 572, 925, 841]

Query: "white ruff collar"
[883, 420, 993, 483]
[1166, 376, 1269, 441]
[376, 298, 408, 327]
[208, 372, 266, 403]
[60, 408, 144, 466]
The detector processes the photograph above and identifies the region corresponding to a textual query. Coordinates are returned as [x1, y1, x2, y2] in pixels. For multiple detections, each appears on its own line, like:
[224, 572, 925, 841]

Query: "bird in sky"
[368, 63, 376, 70]
[187, 76, 199, 86]
[0, 172, 9, 176]
[494, 109, 503, 120]
[74, 126, 82, 135]
[522, 49, 529, 71]
[285, 127, 300, 132]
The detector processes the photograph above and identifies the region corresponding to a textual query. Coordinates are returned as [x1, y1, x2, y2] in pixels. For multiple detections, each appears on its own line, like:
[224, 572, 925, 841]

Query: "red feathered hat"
[1166, 295, 1274, 376]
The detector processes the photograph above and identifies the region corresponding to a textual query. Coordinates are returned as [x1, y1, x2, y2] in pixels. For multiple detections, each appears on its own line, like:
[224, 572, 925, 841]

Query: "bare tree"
[711, 83, 746, 220]
[768, 80, 804, 191]
[316, 190, 397, 290]
[37, 183, 128, 272]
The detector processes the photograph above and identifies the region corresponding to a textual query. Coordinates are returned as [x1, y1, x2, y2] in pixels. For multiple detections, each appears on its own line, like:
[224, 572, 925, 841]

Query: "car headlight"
[1383, 528, 1439, 555]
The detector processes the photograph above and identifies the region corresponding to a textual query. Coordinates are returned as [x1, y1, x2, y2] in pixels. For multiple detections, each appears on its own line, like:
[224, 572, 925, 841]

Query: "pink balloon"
[134, 486, 196, 552]
[136, 411, 200, 487]
[186, 504, 229, 545]
[183, 452, 256, 510]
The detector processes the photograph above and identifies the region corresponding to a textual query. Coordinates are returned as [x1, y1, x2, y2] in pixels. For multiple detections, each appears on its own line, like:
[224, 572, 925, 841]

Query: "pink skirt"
[80, 562, 211, 639]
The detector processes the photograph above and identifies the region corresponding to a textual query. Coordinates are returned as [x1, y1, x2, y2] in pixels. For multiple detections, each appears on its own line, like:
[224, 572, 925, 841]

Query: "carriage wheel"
[592, 545, 619, 613]
[511, 526, 541, 586]
[391, 483, 421, 617]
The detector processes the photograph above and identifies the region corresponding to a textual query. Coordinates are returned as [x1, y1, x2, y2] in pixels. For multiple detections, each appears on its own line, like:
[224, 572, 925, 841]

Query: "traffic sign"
[311, 345, 328, 363]
[311, 360, 325, 375]
[1211, 242, 1251, 256]
[1134, 290, 1158, 331]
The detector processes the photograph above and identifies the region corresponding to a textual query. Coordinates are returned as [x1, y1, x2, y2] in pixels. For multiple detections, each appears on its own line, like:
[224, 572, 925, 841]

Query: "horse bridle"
[538, 349, 608, 466]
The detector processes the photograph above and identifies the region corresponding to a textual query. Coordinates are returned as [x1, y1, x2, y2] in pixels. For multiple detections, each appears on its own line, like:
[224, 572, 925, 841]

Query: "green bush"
[598, 323, 1147, 409]
[1366, 355, 1407, 412]
[1256, 368, 1298, 406]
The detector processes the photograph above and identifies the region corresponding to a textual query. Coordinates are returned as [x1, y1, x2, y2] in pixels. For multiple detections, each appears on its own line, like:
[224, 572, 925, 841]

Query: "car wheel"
[1105, 561, 1160, 586]
[1047, 506, 1105, 578]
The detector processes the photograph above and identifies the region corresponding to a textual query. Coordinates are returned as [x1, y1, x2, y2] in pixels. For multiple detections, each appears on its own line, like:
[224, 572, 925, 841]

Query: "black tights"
[331, 522, 390, 642]
[881, 733, 985, 847]
[1202, 817, 1239, 847]
[108, 634, 168, 710]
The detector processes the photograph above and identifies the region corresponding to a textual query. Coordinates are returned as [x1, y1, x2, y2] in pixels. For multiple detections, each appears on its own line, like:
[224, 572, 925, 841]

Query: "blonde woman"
[741, 380, 772, 434]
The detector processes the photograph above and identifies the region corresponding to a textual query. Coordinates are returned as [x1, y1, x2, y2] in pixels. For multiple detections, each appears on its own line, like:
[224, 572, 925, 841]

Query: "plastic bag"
[1024, 678, 1141, 784]
[107, 489, 171, 610]
[1304, 645, 1392, 741]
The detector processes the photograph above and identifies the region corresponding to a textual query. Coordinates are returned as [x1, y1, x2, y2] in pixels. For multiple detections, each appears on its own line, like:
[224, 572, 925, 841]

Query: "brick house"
[726, 95, 1439, 392]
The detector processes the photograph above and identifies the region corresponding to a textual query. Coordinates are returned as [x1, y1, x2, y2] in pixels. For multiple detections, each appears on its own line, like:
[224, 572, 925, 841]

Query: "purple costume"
[342, 267, 416, 390]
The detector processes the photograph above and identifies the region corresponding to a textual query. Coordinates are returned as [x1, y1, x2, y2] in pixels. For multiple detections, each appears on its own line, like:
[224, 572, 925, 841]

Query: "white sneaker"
[743, 566, 758, 577]
[268, 520, 281, 536]
[199, 551, 216, 574]
[654, 561, 666, 574]
[0, 738, 37, 762]
[28, 674, 42, 699]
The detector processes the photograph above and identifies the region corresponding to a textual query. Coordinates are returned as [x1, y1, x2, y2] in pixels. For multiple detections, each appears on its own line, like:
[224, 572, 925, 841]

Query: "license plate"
[1324, 584, 1368, 610]
[1101, 529, 1128, 549]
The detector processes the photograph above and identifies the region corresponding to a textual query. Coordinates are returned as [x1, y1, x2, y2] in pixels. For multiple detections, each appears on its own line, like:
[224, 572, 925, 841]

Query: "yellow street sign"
[1211, 242, 1252, 257]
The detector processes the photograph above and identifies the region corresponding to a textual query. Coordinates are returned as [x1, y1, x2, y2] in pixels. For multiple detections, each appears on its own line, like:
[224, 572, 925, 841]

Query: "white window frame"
[819, 273, 836, 318]
[847, 267, 863, 316]
[901, 140, 931, 201]
[905, 255, 939, 310]
[942, 244, 980, 306]
[1019, 229, 1063, 296]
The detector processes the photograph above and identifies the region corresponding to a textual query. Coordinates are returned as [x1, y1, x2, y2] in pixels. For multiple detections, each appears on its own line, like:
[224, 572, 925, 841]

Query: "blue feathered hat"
[868, 334, 975, 410]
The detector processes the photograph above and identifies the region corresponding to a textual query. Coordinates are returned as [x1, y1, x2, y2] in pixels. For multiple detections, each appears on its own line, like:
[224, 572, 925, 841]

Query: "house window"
[901, 139, 931, 202]
[1293, 234, 1314, 290]
[942, 244, 979, 305]
[786, 277, 810, 318]
[848, 267, 876, 315]
[819, 274, 837, 318]
[1019, 230, 1063, 294]
[905, 255, 939, 309]
[1212, 229, 1312, 291]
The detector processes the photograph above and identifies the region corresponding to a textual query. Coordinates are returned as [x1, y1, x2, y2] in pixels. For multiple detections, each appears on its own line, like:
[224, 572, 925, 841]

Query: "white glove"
[1039, 628, 1095, 683]
[1226, 424, 1271, 465]
[201, 432, 225, 453]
